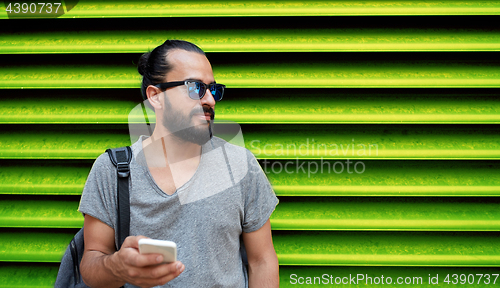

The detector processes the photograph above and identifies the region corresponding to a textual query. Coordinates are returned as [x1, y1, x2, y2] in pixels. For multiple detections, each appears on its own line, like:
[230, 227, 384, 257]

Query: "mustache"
[191, 106, 215, 120]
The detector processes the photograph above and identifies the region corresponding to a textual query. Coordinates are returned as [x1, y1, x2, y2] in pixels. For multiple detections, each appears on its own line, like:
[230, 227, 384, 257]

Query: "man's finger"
[148, 261, 184, 279]
[121, 261, 184, 287]
[147, 262, 185, 286]
[124, 249, 164, 267]
[122, 235, 150, 249]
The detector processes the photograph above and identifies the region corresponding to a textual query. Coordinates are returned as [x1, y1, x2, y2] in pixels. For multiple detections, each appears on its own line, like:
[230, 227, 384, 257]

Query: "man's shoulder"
[95, 144, 138, 167]
[89, 150, 117, 173]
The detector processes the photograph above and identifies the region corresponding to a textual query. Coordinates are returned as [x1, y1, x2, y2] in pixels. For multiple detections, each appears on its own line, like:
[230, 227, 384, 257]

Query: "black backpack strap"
[106, 146, 132, 250]
[69, 236, 79, 286]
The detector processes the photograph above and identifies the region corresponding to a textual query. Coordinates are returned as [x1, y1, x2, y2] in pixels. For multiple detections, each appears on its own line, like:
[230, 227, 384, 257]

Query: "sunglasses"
[154, 80, 225, 101]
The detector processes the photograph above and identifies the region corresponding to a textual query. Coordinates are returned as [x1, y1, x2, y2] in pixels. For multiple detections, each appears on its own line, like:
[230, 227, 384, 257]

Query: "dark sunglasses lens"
[187, 82, 204, 100]
[187, 81, 224, 101]
[210, 85, 224, 101]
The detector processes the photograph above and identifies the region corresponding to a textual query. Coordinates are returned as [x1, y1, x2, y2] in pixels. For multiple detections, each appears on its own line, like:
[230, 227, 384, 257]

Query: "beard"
[162, 98, 215, 146]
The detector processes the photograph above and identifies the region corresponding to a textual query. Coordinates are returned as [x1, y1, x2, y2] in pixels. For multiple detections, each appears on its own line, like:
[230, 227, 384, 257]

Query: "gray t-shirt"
[78, 135, 279, 288]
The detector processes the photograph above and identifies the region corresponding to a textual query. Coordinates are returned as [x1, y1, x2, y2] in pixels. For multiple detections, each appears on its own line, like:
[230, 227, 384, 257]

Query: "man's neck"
[142, 130, 203, 169]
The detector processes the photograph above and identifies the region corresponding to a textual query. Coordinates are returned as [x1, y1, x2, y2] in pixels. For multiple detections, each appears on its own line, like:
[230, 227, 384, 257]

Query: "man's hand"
[106, 235, 185, 288]
[81, 215, 184, 288]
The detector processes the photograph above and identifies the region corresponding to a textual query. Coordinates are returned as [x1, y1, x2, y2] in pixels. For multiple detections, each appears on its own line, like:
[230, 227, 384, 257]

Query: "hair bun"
[137, 52, 151, 76]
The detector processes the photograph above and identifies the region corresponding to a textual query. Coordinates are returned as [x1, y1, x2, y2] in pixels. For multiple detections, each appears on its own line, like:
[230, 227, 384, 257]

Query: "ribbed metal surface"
[2, 230, 499, 265]
[1, 17, 499, 53]
[0, 264, 499, 288]
[0, 264, 59, 288]
[0, 1, 499, 287]
[272, 197, 500, 231]
[2, 160, 498, 196]
[274, 231, 500, 266]
[1, 125, 499, 159]
[1, 89, 500, 124]
[0, 230, 74, 262]
[0, 161, 91, 195]
[2, 53, 500, 88]
[2, 1, 500, 18]
[0, 198, 83, 228]
[2, 197, 499, 231]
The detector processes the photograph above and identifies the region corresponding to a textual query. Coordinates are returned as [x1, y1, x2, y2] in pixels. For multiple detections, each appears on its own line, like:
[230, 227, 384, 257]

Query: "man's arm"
[242, 219, 279, 288]
[80, 214, 184, 288]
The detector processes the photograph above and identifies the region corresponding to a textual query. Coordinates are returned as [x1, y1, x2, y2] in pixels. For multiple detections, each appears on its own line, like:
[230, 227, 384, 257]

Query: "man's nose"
[201, 88, 216, 107]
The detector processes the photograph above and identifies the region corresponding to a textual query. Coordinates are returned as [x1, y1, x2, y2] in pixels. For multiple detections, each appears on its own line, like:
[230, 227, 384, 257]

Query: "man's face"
[160, 49, 216, 145]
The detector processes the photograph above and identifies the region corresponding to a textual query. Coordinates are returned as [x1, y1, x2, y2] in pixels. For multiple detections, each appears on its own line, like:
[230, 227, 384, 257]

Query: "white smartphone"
[138, 239, 177, 264]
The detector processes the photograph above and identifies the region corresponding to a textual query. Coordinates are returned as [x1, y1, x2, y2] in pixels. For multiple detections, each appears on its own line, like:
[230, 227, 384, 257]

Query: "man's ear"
[146, 85, 163, 110]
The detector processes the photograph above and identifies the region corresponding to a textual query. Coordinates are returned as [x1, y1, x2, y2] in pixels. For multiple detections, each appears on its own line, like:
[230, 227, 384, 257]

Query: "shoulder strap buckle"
[117, 163, 130, 177]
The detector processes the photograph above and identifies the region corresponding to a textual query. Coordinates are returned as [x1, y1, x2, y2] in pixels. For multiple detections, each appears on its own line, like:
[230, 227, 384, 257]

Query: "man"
[78, 40, 279, 287]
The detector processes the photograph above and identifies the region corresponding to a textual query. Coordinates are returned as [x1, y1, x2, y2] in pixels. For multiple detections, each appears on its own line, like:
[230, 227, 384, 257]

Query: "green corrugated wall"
[1, 1, 500, 287]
